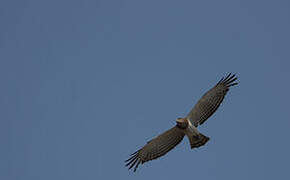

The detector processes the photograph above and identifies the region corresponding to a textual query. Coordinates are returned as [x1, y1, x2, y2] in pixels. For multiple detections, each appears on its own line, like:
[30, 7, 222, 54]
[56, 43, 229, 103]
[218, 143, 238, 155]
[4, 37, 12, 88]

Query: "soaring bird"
[125, 73, 238, 172]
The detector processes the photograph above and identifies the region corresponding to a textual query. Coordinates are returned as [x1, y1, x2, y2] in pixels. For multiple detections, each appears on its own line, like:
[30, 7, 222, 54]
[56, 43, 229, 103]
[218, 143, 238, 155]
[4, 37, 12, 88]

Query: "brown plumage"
[125, 127, 185, 172]
[126, 73, 238, 172]
[186, 73, 238, 126]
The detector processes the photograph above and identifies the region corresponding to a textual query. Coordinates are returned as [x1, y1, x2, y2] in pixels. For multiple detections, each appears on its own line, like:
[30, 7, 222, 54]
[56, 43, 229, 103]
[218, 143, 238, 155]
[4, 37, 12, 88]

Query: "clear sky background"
[1, 0, 290, 179]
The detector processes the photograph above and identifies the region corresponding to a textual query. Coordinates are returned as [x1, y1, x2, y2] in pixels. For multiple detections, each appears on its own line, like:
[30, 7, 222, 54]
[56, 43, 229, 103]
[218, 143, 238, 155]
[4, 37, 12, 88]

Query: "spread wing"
[125, 126, 185, 172]
[187, 73, 238, 127]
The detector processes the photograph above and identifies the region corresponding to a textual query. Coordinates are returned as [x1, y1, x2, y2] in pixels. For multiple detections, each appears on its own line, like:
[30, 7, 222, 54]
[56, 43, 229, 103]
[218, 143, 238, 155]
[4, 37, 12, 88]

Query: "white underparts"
[185, 118, 199, 136]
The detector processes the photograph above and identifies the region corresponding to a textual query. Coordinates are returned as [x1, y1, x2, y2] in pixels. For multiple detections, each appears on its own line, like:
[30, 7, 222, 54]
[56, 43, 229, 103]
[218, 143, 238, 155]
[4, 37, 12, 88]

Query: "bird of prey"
[125, 73, 238, 172]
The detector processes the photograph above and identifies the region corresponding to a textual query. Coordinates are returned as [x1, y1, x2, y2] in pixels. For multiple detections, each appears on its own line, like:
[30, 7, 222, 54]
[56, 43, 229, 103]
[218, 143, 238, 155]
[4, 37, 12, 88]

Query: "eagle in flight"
[125, 73, 238, 172]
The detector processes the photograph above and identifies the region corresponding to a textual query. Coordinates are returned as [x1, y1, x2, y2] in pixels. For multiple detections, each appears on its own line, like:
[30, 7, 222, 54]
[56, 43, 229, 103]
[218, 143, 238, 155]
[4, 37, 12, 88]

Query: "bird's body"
[184, 118, 199, 137]
[126, 73, 238, 172]
[176, 117, 210, 149]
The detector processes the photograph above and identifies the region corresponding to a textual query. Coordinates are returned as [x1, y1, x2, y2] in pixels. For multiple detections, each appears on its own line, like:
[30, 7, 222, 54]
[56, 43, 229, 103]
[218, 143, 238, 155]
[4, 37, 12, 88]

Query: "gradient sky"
[1, 0, 290, 179]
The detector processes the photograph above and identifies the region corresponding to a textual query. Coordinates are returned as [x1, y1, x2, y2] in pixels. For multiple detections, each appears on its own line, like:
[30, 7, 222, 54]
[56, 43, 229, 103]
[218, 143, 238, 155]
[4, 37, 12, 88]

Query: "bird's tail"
[188, 133, 210, 149]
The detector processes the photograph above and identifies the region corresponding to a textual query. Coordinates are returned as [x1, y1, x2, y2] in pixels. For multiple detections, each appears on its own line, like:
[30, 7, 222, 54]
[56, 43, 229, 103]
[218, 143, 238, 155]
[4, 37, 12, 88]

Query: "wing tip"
[218, 73, 239, 87]
[125, 150, 142, 172]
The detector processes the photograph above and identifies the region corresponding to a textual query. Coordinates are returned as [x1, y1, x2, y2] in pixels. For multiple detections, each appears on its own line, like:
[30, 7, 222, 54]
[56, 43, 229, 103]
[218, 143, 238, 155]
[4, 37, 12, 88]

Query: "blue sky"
[1, 0, 290, 179]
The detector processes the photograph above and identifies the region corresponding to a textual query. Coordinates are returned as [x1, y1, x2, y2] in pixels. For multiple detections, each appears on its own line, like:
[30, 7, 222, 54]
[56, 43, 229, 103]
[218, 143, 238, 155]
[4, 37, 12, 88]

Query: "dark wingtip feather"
[225, 74, 236, 83]
[217, 77, 224, 84]
[130, 150, 139, 156]
[225, 77, 237, 85]
[228, 82, 238, 87]
[125, 155, 137, 166]
[128, 158, 138, 170]
[222, 73, 232, 83]
[218, 73, 238, 87]
[125, 154, 137, 163]
[125, 150, 142, 172]
[134, 160, 141, 172]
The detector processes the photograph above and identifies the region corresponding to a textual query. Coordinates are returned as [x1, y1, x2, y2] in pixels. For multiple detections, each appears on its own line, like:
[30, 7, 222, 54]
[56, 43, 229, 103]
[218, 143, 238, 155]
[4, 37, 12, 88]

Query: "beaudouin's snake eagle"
[125, 73, 238, 172]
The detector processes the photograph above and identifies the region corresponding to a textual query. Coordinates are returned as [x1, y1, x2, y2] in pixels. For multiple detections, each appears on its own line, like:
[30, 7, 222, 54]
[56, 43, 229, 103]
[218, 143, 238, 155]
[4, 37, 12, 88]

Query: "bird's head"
[176, 118, 188, 129]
